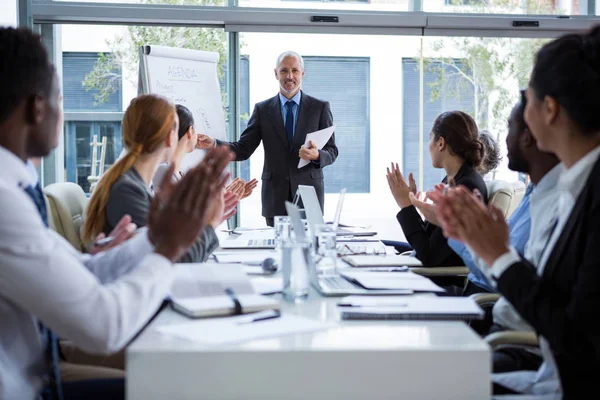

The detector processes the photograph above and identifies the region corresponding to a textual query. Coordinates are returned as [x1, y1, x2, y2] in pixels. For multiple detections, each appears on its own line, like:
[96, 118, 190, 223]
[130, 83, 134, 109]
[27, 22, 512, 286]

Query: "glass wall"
[235, 32, 545, 237]
[38, 0, 589, 235]
[57, 24, 228, 193]
[239, 0, 409, 11]
[1, 0, 18, 27]
[53, 0, 226, 5]
[423, 0, 580, 14]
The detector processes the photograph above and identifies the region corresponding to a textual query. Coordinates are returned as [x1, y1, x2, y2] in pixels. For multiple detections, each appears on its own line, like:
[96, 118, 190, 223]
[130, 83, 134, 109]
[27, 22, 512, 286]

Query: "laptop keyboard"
[248, 239, 275, 247]
[322, 276, 357, 290]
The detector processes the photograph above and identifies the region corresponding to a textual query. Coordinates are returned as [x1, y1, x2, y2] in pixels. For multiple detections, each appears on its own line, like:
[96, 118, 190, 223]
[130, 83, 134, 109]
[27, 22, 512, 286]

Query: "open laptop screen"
[331, 188, 346, 230]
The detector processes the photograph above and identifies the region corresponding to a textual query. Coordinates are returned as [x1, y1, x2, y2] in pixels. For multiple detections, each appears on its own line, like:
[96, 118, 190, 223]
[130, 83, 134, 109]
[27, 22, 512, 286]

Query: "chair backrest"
[43, 182, 88, 252]
[486, 180, 526, 219]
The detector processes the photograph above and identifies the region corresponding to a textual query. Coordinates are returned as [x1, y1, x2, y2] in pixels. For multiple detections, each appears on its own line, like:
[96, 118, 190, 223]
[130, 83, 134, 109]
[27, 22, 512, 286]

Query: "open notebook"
[170, 264, 280, 318]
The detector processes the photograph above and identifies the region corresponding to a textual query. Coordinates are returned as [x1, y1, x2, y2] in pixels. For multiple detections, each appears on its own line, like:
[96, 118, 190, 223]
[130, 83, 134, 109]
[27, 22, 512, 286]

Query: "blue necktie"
[22, 184, 63, 400]
[285, 101, 294, 145]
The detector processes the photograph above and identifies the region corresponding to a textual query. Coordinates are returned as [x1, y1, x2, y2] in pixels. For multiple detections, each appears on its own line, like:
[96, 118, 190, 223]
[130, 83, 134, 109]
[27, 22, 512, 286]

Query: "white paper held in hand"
[298, 125, 336, 169]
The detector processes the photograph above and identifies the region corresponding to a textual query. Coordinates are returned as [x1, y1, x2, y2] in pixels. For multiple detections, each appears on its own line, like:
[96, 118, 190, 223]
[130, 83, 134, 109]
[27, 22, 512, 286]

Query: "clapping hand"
[89, 214, 137, 254]
[241, 179, 258, 199]
[226, 177, 246, 199]
[409, 192, 440, 226]
[221, 190, 239, 222]
[386, 162, 413, 209]
[148, 146, 233, 261]
[428, 186, 510, 266]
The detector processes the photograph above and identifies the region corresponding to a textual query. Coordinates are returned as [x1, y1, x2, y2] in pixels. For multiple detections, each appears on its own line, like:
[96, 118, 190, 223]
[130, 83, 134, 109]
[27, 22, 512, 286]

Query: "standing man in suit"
[197, 51, 338, 226]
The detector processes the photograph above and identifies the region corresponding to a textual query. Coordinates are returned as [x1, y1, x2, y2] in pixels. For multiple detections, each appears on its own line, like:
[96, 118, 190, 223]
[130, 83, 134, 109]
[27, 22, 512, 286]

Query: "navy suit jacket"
[217, 91, 338, 217]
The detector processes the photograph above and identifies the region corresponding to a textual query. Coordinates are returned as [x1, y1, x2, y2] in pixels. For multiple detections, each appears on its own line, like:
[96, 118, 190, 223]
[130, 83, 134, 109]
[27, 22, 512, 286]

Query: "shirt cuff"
[488, 247, 521, 282]
[138, 227, 154, 252]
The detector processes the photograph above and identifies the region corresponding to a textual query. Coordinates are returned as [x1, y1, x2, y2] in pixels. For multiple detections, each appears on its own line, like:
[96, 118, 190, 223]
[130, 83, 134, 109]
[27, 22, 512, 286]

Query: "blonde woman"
[83, 94, 234, 262]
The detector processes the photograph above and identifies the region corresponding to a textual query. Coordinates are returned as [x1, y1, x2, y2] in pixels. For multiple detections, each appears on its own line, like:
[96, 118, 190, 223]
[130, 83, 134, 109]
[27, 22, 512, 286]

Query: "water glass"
[274, 216, 291, 249]
[313, 224, 337, 275]
[281, 241, 311, 301]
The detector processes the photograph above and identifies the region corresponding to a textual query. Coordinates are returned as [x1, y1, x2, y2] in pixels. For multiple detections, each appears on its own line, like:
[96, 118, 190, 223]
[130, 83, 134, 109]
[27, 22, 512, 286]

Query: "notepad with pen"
[337, 296, 484, 321]
[170, 263, 280, 318]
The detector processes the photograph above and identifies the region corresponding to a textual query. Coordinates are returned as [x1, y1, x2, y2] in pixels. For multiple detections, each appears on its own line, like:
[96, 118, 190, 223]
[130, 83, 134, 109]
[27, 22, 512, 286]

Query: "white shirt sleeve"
[489, 247, 522, 281]
[0, 188, 174, 354]
[76, 227, 155, 284]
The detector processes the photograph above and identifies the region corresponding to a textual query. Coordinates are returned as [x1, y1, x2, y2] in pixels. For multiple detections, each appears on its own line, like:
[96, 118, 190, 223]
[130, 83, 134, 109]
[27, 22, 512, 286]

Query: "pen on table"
[236, 310, 281, 325]
[364, 267, 409, 272]
[337, 303, 408, 307]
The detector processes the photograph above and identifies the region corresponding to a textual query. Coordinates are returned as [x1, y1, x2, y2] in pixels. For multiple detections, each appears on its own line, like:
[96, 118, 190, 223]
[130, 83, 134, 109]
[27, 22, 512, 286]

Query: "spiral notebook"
[338, 296, 484, 321]
[170, 264, 280, 318]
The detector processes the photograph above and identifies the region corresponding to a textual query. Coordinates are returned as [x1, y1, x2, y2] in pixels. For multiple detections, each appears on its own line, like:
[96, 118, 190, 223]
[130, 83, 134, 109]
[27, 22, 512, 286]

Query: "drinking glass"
[274, 216, 291, 249]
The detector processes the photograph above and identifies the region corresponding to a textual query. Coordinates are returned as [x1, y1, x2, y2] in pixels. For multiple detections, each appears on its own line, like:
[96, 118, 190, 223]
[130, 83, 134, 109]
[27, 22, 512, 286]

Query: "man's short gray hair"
[276, 51, 304, 70]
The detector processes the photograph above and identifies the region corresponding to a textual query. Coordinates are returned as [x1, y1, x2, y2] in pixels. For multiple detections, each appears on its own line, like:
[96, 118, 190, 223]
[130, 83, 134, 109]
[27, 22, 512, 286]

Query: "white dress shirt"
[0, 146, 175, 399]
[492, 164, 563, 332]
[491, 144, 600, 398]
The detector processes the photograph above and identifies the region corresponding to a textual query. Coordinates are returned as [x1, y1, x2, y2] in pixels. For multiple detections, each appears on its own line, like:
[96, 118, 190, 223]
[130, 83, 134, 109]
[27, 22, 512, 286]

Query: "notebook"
[338, 296, 484, 320]
[170, 264, 280, 318]
[342, 254, 423, 268]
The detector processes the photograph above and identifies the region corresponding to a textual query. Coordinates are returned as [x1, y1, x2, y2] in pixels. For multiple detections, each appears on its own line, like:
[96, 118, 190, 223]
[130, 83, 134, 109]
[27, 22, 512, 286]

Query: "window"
[65, 121, 122, 193]
[426, 0, 580, 14]
[63, 52, 122, 112]
[302, 56, 370, 193]
[52, 0, 226, 5]
[237, 32, 418, 238]
[240, 0, 408, 11]
[402, 58, 475, 191]
[59, 25, 228, 194]
[62, 51, 124, 193]
[0, 0, 17, 27]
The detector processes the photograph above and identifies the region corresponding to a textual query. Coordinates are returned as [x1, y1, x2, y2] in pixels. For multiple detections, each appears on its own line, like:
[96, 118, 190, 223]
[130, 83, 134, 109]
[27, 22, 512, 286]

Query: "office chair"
[44, 182, 89, 252]
[470, 292, 539, 351]
[486, 180, 526, 219]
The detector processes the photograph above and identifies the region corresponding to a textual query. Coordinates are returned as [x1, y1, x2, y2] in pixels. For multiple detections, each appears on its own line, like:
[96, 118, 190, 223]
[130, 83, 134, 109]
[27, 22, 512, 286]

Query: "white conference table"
[127, 234, 491, 399]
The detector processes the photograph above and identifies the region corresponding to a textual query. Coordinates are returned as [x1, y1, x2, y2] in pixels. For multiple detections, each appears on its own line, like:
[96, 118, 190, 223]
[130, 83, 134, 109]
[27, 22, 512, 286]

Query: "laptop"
[297, 185, 377, 237]
[219, 236, 276, 249]
[285, 201, 412, 297]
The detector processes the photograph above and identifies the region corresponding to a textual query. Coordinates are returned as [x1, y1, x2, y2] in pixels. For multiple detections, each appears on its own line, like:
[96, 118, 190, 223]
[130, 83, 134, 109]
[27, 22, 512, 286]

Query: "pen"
[236, 310, 281, 325]
[94, 227, 145, 246]
[337, 303, 408, 308]
[364, 267, 408, 272]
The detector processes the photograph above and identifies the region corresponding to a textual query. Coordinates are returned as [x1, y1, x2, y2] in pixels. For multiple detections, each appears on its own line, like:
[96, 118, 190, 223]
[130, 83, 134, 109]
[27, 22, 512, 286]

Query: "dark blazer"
[217, 91, 338, 218]
[497, 156, 600, 399]
[104, 167, 219, 263]
[397, 163, 488, 267]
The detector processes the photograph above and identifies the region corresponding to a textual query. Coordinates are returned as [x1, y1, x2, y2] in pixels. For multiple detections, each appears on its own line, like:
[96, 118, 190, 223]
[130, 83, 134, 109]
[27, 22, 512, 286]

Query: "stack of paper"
[337, 296, 484, 320]
[156, 314, 330, 346]
[342, 254, 423, 267]
[340, 270, 445, 292]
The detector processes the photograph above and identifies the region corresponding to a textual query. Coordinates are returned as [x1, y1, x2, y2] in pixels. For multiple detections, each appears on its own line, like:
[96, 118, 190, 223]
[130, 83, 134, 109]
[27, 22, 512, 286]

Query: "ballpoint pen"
[236, 310, 281, 325]
[364, 267, 409, 272]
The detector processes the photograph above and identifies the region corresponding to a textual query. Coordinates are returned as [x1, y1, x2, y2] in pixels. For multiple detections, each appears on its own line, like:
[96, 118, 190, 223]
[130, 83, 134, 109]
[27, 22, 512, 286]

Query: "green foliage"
[83, 0, 228, 105]
[423, 0, 556, 135]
